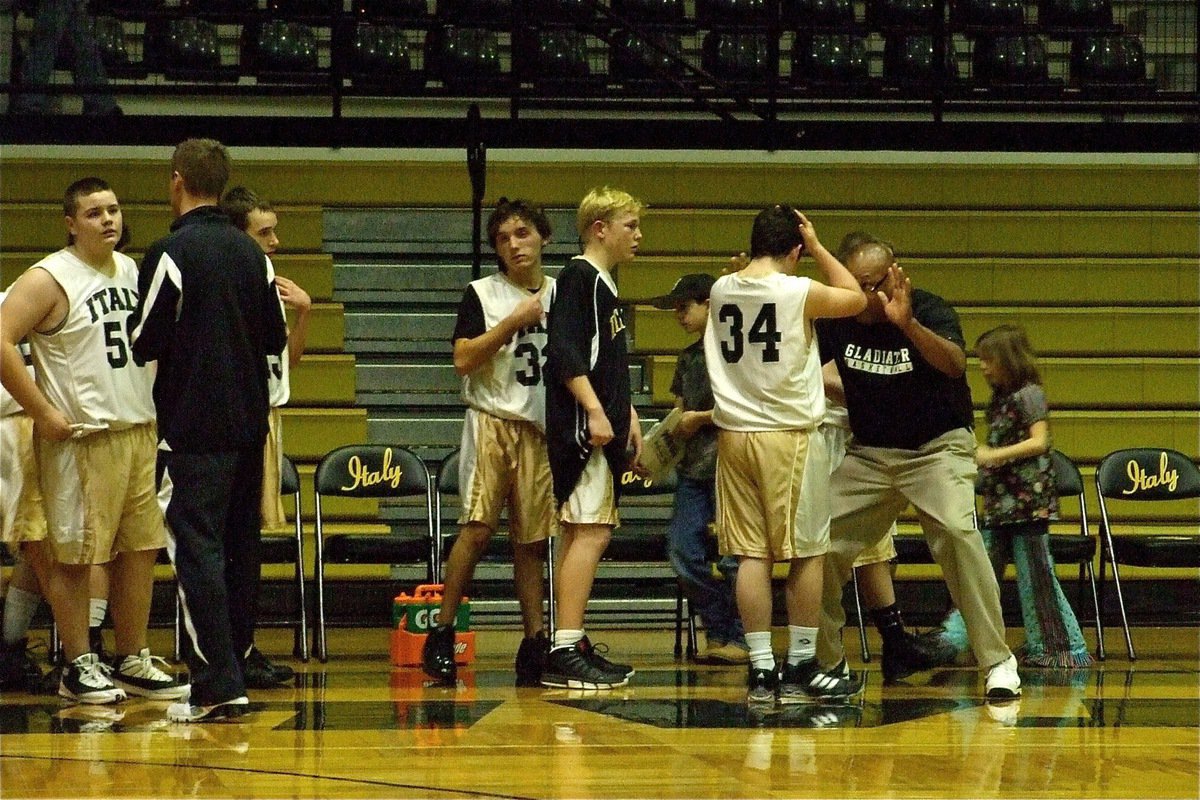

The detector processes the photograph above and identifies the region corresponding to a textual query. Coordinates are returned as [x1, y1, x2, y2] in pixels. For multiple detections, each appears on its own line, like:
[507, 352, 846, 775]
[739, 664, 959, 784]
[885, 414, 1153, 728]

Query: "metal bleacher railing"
[2, 0, 1197, 126]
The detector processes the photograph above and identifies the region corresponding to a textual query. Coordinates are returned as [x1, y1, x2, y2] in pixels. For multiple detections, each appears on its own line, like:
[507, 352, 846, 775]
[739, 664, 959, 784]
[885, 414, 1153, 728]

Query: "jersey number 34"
[718, 303, 780, 364]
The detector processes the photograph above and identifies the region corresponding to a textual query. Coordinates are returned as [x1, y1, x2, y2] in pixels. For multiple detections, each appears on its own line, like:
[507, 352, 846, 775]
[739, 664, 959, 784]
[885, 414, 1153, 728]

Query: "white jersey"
[0, 291, 36, 418]
[25, 249, 156, 431]
[704, 271, 826, 432]
[264, 256, 290, 408]
[459, 272, 555, 428]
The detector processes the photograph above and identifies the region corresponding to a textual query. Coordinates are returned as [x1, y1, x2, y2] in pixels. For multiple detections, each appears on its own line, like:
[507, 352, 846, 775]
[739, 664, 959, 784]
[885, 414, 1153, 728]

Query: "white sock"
[786, 625, 818, 666]
[745, 630, 774, 670]
[2, 587, 41, 645]
[89, 598, 108, 629]
[552, 628, 584, 651]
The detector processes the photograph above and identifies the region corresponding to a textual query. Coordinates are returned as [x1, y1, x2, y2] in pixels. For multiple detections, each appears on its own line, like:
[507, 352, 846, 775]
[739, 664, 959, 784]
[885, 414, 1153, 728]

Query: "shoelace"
[121, 652, 174, 682]
[77, 659, 116, 689]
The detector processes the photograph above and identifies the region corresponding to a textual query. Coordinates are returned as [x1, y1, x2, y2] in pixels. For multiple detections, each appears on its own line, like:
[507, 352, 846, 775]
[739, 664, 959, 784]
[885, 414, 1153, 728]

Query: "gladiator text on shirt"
[843, 343, 913, 376]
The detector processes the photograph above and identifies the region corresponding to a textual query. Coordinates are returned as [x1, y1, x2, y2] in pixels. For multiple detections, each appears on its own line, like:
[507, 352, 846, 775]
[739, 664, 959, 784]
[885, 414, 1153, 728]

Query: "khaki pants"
[816, 428, 1011, 670]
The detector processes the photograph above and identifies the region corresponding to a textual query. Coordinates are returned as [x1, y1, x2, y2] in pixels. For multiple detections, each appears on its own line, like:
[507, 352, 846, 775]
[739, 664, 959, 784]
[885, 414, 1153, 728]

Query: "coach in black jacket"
[129, 138, 288, 723]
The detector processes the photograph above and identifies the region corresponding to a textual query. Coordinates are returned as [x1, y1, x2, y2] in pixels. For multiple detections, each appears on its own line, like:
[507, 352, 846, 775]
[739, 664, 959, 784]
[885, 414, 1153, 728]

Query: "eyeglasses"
[861, 273, 888, 294]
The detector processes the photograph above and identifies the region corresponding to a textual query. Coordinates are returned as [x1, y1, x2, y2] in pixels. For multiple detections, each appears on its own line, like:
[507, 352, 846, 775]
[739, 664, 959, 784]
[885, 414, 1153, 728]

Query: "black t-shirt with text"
[816, 289, 973, 450]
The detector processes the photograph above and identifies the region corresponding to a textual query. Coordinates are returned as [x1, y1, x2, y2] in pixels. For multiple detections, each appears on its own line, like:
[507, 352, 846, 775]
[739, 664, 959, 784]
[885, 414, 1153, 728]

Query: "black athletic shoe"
[515, 631, 549, 687]
[242, 646, 295, 689]
[0, 638, 45, 692]
[421, 624, 457, 687]
[779, 658, 863, 702]
[59, 653, 126, 704]
[746, 664, 779, 704]
[541, 642, 628, 689]
[882, 631, 950, 683]
[578, 635, 634, 679]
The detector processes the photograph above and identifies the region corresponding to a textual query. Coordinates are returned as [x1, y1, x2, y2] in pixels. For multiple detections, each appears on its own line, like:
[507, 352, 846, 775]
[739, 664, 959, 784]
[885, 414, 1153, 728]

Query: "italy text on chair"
[313, 444, 434, 662]
[1094, 447, 1200, 660]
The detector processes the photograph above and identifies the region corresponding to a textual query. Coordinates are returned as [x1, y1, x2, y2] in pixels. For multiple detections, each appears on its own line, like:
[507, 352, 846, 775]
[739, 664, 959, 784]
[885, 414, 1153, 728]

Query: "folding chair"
[1044, 449, 1104, 660]
[1095, 447, 1200, 660]
[172, 455, 309, 661]
[312, 444, 434, 662]
[434, 448, 555, 632]
[262, 455, 309, 661]
[604, 467, 696, 659]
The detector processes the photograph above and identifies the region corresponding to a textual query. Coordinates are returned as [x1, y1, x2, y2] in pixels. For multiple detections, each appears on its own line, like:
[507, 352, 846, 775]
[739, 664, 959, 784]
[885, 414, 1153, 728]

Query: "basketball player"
[541, 186, 644, 690]
[702, 206, 865, 703]
[0, 178, 187, 705]
[422, 198, 557, 688]
[220, 185, 310, 689]
[129, 139, 288, 722]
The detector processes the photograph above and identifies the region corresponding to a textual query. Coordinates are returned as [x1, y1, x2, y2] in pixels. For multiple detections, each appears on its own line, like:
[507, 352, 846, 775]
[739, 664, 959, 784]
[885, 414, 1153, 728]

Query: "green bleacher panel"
[617, 257, 1200, 306]
[969, 358, 1199, 409]
[293, 303, 346, 353]
[273, 254, 335, 301]
[6, 161, 1197, 211]
[2, 205, 326, 252]
[289, 355, 357, 406]
[279, 407, 369, 461]
[637, 210, 1199, 258]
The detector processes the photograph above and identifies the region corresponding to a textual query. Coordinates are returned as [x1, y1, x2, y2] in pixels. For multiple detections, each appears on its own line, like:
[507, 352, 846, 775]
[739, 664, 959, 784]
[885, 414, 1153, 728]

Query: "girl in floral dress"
[935, 324, 1093, 668]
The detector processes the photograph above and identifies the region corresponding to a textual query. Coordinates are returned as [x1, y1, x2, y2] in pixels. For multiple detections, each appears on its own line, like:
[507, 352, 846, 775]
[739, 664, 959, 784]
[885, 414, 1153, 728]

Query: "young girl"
[935, 324, 1093, 668]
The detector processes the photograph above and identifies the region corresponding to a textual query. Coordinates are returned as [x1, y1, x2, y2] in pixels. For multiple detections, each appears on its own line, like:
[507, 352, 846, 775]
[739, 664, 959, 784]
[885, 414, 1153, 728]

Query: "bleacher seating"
[5, 0, 1192, 108]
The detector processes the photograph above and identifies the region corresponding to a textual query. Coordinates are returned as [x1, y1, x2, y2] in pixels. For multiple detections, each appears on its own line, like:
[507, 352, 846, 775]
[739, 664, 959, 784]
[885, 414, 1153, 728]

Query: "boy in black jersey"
[541, 187, 644, 689]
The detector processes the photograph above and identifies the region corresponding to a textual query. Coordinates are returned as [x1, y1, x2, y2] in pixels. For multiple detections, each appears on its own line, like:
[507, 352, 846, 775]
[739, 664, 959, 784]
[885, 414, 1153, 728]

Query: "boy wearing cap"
[651, 273, 747, 664]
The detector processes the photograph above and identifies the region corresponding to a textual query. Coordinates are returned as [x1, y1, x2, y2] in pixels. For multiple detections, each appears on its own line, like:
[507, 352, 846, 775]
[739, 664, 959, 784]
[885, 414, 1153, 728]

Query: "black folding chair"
[312, 444, 434, 662]
[1095, 447, 1200, 660]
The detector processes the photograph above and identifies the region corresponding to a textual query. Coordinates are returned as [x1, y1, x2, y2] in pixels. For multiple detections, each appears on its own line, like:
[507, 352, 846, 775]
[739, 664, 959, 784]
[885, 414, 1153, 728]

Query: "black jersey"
[129, 206, 288, 452]
[543, 257, 632, 505]
[816, 289, 974, 450]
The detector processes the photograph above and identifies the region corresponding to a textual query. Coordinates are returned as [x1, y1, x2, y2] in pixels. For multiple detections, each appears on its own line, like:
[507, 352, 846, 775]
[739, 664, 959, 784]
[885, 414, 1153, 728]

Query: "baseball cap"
[650, 273, 716, 309]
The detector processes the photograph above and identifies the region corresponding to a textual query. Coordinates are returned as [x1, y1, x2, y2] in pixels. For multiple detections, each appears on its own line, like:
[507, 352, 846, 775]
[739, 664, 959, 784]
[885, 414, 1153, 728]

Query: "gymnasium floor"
[1, 627, 1196, 800]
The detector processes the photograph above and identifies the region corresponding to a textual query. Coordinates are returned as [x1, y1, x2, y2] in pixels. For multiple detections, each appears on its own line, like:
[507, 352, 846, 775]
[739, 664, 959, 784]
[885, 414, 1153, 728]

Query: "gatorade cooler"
[390, 584, 475, 667]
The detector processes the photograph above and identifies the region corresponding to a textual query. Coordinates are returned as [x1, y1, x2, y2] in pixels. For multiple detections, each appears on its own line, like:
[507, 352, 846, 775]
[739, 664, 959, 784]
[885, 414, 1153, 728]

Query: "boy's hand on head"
[795, 211, 818, 253]
[726, 252, 750, 274]
[275, 276, 312, 313]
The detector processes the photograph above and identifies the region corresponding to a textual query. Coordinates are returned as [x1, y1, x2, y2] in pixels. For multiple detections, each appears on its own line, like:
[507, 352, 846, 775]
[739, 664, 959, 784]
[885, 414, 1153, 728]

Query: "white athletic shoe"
[984, 655, 1022, 699]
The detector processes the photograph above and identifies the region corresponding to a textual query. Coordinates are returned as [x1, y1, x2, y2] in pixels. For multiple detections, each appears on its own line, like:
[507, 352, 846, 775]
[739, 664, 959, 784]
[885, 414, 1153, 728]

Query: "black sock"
[870, 603, 908, 648]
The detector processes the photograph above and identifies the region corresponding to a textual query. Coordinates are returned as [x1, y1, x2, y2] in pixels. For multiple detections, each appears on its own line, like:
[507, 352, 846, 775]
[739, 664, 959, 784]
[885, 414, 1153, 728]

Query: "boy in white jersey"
[0, 178, 187, 705]
[220, 186, 310, 689]
[703, 205, 865, 704]
[422, 198, 557, 687]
